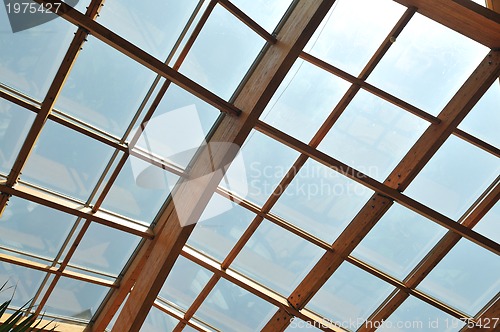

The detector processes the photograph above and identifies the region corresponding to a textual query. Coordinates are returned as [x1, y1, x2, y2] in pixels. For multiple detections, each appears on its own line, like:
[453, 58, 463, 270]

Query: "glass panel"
[194, 278, 277, 332]
[62, 0, 90, 13]
[417, 239, 500, 316]
[22, 119, 114, 202]
[0, 262, 45, 308]
[0, 7, 75, 101]
[260, 59, 351, 144]
[318, 89, 429, 181]
[0, 196, 76, 260]
[404, 135, 499, 220]
[351, 203, 447, 281]
[307, 262, 394, 330]
[305, 0, 405, 76]
[187, 193, 254, 263]
[134, 84, 220, 169]
[377, 296, 465, 332]
[98, 0, 199, 60]
[231, 219, 325, 296]
[271, 159, 373, 243]
[230, 0, 292, 32]
[473, 202, 500, 244]
[286, 318, 322, 331]
[55, 36, 157, 137]
[158, 256, 212, 312]
[44, 277, 109, 321]
[367, 13, 488, 115]
[458, 80, 500, 148]
[223, 130, 300, 207]
[140, 306, 179, 332]
[70, 222, 141, 276]
[180, 4, 265, 100]
[101, 155, 179, 223]
[0, 99, 35, 174]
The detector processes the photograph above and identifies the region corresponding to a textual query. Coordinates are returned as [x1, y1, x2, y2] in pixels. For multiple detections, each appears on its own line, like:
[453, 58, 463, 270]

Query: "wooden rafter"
[89, 1, 339, 331]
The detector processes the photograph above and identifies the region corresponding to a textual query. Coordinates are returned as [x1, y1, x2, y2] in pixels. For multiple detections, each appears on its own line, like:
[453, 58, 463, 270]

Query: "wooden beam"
[90, 2, 339, 331]
[0, 182, 152, 238]
[487, 0, 500, 13]
[33, 0, 241, 116]
[0, 252, 115, 288]
[393, 0, 500, 48]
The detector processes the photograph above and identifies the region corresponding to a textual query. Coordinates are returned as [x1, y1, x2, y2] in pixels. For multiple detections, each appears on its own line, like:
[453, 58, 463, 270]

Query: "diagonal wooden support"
[263, 49, 500, 331]
[89, 1, 339, 331]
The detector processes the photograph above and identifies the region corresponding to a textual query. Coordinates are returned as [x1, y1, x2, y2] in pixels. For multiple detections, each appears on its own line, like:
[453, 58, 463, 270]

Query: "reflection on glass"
[140, 306, 179, 332]
[135, 84, 220, 169]
[188, 193, 254, 262]
[458, 80, 500, 148]
[101, 155, 179, 223]
[260, 59, 350, 143]
[305, 0, 405, 76]
[44, 277, 109, 321]
[417, 239, 500, 316]
[404, 136, 500, 220]
[319, 89, 429, 181]
[70, 222, 141, 276]
[367, 13, 488, 115]
[223, 130, 299, 207]
[0, 7, 75, 101]
[0, 196, 76, 260]
[22, 120, 114, 202]
[271, 159, 373, 243]
[286, 318, 321, 331]
[194, 278, 277, 332]
[0, 262, 45, 308]
[230, 0, 292, 32]
[231, 220, 325, 296]
[0, 99, 35, 174]
[180, 4, 265, 100]
[158, 256, 212, 311]
[98, 0, 198, 60]
[307, 262, 394, 330]
[378, 296, 464, 332]
[473, 203, 500, 244]
[352, 203, 447, 280]
[55, 36, 157, 137]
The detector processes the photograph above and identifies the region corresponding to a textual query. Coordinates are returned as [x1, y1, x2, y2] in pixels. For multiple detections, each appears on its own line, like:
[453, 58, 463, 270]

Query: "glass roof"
[0, 0, 498, 331]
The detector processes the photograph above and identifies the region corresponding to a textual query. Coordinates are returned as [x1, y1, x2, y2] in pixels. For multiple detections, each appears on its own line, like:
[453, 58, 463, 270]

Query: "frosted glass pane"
[194, 278, 277, 332]
[352, 204, 447, 280]
[231, 220, 325, 295]
[230, 0, 292, 32]
[56, 37, 157, 137]
[188, 193, 254, 263]
[140, 306, 179, 332]
[260, 59, 351, 143]
[0, 7, 75, 101]
[473, 202, 500, 244]
[318, 89, 429, 181]
[0, 99, 35, 174]
[307, 262, 394, 330]
[158, 256, 212, 311]
[418, 239, 500, 315]
[405, 136, 499, 220]
[306, 0, 405, 76]
[98, 0, 198, 60]
[367, 13, 488, 115]
[0, 196, 76, 260]
[22, 120, 114, 202]
[180, 5, 265, 100]
[271, 159, 373, 243]
[0, 262, 45, 308]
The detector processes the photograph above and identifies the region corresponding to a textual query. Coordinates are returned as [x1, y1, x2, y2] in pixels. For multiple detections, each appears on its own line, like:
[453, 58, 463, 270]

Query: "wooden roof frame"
[0, 0, 499, 331]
